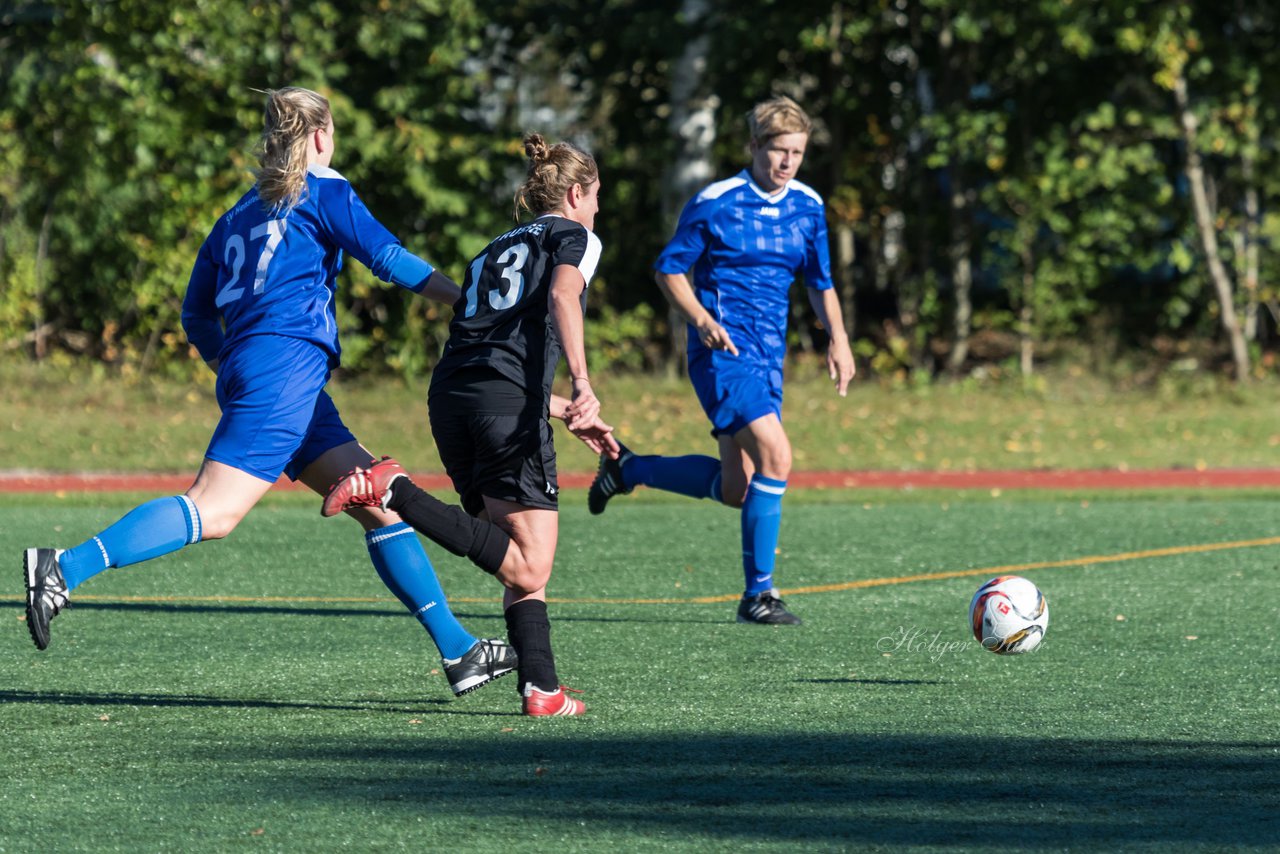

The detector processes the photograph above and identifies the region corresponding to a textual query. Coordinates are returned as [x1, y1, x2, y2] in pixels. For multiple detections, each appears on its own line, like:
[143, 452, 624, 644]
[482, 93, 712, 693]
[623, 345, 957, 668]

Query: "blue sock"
[366, 523, 476, 661]
[741, 475, 786, 596]
[59, 496, 202, 591]
[623, 454, 723, 502]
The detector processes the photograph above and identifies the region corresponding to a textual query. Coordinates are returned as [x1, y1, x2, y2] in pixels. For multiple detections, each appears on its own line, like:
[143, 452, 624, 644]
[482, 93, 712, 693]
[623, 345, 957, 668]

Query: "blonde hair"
[513, 133, 599, 220]
[255, 87, 331, 212]
[746, 96, 812, 143]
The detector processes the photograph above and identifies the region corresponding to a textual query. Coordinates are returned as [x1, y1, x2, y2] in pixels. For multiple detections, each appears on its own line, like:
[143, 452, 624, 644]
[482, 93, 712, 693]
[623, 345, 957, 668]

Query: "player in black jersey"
[324, 133, 618, 716]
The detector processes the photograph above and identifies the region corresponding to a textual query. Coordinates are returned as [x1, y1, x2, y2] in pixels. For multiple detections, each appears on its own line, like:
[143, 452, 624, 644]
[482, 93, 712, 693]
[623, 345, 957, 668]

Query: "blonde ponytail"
[255, 87, 331, 212]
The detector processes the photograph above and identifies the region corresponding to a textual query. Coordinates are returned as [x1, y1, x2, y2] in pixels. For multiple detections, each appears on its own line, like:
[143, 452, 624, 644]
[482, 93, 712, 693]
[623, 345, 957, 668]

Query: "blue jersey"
[182, 165, 434, 366]
[654, 169, 833, 367]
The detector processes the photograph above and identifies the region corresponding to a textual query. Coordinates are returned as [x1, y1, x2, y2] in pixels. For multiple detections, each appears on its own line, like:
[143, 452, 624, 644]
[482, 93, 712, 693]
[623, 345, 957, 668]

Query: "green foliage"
[583, 301, 666, 373]
[2, 0, 1278, 380]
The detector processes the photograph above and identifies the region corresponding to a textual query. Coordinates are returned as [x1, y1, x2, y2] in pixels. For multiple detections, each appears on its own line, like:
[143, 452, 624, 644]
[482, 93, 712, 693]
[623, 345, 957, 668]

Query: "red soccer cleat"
[320, 456, 407, 517]
[522, 684, 585, 717]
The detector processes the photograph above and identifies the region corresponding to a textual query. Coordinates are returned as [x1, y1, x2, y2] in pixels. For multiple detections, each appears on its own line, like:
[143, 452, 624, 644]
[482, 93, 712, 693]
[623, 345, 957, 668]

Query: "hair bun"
[523, 133, 550, 164]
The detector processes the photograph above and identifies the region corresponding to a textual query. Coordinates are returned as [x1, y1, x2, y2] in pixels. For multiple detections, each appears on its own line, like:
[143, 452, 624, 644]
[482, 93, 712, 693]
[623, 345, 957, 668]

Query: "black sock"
[385, 478, 510, 574]
[505, 599, 558, 694]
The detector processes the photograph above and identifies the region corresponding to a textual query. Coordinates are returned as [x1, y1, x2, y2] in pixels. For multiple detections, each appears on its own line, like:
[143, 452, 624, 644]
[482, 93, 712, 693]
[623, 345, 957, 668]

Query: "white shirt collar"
[741, 169, 789, 203]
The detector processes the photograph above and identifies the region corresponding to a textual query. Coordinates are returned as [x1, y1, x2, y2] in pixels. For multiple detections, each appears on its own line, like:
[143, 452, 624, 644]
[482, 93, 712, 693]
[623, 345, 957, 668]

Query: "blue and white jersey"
[182, 165, 433, 366]
[654, 169, 832, 367]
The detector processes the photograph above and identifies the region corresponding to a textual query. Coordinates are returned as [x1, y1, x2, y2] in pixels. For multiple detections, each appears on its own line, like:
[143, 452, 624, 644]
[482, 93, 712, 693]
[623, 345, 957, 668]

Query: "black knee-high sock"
[384, 478, 509, 574]
[505, 599, 558, 694]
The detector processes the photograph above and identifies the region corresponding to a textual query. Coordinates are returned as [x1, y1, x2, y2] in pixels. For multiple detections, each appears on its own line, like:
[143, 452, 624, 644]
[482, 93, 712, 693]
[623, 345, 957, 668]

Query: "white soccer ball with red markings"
[969, 575, 1048, 655]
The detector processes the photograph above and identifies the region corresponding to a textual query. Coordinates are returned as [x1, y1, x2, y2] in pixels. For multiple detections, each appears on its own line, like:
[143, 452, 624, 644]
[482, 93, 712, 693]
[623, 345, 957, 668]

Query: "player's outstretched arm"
[807, 287, 855, 396]
[655, 271, 738, 356]
[418, 270, 462, 305]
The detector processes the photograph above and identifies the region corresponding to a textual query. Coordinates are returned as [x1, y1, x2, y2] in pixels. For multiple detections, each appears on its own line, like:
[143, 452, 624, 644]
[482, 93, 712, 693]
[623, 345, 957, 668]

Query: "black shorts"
[428, 371, 558, 516]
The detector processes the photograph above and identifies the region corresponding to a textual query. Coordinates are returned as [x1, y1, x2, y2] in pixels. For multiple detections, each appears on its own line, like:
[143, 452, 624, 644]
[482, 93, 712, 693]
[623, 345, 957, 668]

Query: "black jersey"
[432, 214, 602, 400]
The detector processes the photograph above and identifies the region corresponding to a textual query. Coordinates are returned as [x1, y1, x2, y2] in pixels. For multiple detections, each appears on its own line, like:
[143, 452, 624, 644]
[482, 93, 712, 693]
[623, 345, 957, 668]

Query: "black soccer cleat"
[736, 589, 802, 625]
[587, 443, 634, 515]
[24, 548, 69, 650]
[443, 637, 518, 696]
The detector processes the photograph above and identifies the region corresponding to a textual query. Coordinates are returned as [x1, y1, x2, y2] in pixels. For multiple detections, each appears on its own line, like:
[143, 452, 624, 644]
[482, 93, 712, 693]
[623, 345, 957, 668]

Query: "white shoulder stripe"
[307, 164, 347, 182]
[695, 175, 748, 203]
[789, 179, 825, 206]
[578, 230, 603, 285]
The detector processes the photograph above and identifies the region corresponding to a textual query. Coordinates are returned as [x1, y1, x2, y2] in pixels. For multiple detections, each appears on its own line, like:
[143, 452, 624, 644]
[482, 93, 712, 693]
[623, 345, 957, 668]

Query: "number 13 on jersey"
[464, 243, 530, 318]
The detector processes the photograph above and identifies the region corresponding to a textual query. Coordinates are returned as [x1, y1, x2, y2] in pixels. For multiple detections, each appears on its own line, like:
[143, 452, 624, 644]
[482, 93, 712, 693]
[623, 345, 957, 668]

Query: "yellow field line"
[778, 535, 1280, 598]
[67, 535, 1280, 608]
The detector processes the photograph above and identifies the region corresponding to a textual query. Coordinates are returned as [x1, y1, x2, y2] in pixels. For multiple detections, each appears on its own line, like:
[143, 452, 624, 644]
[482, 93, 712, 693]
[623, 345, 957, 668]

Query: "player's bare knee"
[197, 514, 239, 540]
[760, 446, 792, 480]
[513, 568, 552, 597]
[498, 557, 552, 596]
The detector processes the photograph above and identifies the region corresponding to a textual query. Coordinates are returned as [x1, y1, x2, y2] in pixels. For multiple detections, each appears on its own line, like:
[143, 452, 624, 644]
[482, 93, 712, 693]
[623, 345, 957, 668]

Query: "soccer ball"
[969, 575, 1048, 655]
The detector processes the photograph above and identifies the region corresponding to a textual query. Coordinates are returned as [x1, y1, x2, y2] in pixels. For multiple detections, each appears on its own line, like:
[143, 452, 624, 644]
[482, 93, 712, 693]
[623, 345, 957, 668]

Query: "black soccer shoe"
[443, 637, 518, 696]
[587, 443, 634, 515]
[24, 548, 69, 650]
[736, 589, 802, 625]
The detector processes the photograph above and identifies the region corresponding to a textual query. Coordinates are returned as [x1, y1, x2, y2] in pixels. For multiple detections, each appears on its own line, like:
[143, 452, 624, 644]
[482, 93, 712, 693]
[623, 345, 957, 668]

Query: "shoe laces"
[745, 592, 784, 616]
[40, 585, 69, 615]
[341, 469, 384, 506]
[474, 639, 505, 667]
[39, 561, 69, 608]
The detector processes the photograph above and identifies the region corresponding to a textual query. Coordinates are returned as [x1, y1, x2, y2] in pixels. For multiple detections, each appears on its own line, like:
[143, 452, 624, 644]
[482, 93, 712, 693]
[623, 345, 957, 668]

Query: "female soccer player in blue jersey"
[22, 87, 516, 695]
[323, 133, 618, 716]
[589, 96, 855, 624]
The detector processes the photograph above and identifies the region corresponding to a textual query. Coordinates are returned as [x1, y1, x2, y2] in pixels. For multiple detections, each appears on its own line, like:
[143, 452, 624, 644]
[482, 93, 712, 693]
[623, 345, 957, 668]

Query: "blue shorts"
[688, 349, 784, 437]
[206, 335, 356, 483]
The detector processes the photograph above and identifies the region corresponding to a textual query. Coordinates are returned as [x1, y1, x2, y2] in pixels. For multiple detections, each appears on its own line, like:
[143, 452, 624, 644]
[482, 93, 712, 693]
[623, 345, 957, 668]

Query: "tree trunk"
[33, 203, 53, 360]
[937, 16, 973, 374]
[826, 2, 856, 345]
[835, 222, 856, 339]
[945, 180, 973, 373]
[1241, 146, 1260, 341]
[1019, 244, 1035, 377]
[660, 0, 716, 377]
[1174, 75, 1249, 381]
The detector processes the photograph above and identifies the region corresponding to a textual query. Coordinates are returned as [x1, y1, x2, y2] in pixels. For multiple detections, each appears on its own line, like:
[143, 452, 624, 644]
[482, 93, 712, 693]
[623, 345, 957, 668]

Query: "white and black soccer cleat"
[587, 443, 634, 515]
[24, 548, 69, 650]
[736, 589, 802, 625]
[443, 637, 518, 696]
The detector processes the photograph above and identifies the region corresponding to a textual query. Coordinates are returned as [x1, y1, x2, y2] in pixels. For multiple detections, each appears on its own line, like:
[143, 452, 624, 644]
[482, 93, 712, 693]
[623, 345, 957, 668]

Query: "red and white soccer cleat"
[320, 456, 408, 517]
[522, 684, 585, 717]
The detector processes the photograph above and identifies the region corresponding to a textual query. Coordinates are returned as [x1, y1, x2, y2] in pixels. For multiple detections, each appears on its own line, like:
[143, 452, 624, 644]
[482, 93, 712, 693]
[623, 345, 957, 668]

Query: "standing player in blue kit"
[22, 87, 515, 696]
[589, 96, 855, 625]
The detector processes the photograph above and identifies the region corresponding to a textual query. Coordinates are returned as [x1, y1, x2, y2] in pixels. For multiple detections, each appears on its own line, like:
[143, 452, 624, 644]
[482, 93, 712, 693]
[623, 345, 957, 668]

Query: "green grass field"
[5, 360, 1280, 474]
[2, 489, 1277, 852]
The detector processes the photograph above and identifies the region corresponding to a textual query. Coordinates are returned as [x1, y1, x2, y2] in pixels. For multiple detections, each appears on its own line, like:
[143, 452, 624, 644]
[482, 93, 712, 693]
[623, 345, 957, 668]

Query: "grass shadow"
[228, 732, 1279, 848]
[0, 688, 536, 718]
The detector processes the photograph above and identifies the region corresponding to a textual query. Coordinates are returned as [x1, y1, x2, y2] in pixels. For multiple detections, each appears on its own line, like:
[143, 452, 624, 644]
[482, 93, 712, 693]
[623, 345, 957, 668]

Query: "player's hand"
[695, 319, 739, 357]
[827, 339, 855, 397]
[568, 414, 620, 458]
[564, 377, 602, 430]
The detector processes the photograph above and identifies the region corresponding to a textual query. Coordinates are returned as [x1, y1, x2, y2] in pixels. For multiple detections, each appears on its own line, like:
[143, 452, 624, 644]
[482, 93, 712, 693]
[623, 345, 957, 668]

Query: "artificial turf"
[1, 491, 1277, 851]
